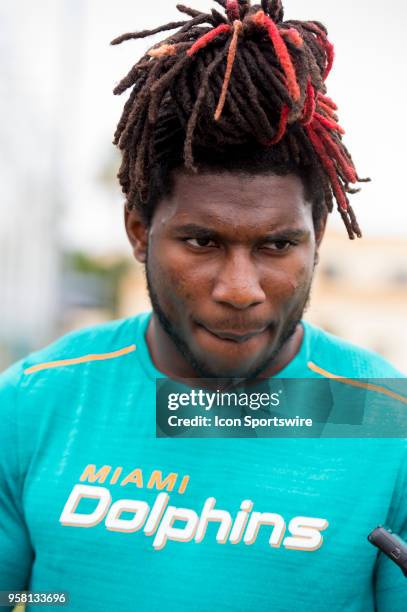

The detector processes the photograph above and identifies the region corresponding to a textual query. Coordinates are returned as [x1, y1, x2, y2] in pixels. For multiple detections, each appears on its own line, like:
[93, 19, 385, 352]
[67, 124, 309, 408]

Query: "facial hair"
[145, 256, 314, 383]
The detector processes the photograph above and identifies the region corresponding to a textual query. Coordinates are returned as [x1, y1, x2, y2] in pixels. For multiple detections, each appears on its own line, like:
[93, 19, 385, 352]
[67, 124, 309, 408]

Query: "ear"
[124, 205, 149, 264]
[315, 210, 328, 249]
[314, 210, 328, 266]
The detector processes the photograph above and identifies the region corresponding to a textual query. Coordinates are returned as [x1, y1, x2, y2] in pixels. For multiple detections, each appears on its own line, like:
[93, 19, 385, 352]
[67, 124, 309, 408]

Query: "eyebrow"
[171, 223, 309, 242]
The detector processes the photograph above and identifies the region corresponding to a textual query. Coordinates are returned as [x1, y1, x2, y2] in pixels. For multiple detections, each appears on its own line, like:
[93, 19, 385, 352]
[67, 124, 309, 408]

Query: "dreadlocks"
[111, 0, 368, 239]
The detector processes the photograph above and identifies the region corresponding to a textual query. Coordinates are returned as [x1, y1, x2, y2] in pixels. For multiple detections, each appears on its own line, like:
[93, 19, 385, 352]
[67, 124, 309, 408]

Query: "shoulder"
[0, 314, 151, 468]
[304, 322, 405, 378]
[0, 312, 150, 389]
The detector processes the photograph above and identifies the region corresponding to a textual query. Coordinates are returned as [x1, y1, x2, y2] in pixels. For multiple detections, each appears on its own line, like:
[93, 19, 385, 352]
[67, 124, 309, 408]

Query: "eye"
[185, 237, 217, 249]
[262, 240, 294, 252]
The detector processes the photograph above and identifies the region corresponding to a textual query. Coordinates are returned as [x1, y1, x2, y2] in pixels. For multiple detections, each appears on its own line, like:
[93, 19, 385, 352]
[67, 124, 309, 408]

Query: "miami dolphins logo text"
[60, 479, 328, 552]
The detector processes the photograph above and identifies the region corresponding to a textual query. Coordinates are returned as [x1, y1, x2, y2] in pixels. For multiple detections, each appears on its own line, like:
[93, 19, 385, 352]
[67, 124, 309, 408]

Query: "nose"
[211, 248, 266, 310]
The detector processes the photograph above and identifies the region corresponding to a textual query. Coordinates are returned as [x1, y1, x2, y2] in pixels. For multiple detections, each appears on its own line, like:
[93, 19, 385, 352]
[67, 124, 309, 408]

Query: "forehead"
[154, 170, 312, 233]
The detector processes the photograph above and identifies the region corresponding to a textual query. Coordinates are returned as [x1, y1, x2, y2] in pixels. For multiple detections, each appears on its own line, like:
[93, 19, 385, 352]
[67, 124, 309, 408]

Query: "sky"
[2, 0, 407, 254]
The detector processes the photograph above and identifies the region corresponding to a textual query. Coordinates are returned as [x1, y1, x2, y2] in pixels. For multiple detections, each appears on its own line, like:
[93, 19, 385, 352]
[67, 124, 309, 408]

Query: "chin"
[192, 362, 260, 381]
[201, 360, 257, 379]
[190, 331, 274, 379]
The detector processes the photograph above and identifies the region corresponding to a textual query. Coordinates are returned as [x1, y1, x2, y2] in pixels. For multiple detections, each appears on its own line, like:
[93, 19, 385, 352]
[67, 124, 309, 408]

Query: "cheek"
[263, 257, 313, 303]
[149, 246, 206, 307]
[289, 262, 313, 291]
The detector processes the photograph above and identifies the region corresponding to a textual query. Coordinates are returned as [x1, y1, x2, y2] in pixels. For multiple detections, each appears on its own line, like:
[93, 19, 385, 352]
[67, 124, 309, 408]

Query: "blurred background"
[1, 0, 406, 373]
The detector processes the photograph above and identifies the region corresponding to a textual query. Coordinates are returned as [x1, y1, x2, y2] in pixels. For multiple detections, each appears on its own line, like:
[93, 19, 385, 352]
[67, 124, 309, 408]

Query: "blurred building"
[0, 3, 61, 367]
[0, 0, 88, 371]
[306, 230, 407, 372]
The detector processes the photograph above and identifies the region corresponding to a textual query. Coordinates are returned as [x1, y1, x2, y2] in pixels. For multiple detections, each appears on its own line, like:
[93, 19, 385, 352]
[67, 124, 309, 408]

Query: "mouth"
[196, 323, 268, 344]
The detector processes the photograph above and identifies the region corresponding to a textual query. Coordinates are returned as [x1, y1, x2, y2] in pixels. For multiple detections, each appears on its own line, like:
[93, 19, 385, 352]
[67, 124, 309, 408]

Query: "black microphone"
[368, 526, 407, 577]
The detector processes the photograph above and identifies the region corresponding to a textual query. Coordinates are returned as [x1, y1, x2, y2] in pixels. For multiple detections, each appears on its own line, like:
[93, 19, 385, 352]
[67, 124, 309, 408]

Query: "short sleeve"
[0, 362, 34, 595]
[373, 444, 407, 610]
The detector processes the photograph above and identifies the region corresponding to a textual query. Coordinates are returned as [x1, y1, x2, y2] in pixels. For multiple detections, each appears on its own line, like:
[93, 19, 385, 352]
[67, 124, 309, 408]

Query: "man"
[0, 1, 406, 610]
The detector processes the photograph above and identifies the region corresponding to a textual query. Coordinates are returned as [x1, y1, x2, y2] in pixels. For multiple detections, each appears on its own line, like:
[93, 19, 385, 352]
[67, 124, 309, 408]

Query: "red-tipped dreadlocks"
[301, 79, 316, 126]
[280, 27, 303, 48]
[314, 113, 345, 135]
[252, 11, 300, 102]
[187, 24, 231, 56]
[214, 20, 243, 121]
[226, 0, 240, 22]
[112, 0, 369, 239]
[265, 105, 289, 145]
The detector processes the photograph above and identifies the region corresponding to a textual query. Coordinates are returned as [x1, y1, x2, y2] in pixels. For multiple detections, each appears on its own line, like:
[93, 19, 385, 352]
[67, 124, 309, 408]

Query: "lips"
[196, 322, 268, 343]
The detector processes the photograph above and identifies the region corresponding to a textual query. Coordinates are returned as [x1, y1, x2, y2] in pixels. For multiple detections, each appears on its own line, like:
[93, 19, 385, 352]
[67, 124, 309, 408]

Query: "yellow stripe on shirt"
[307, 361, 407, 405]
[24, 344, 137, 375]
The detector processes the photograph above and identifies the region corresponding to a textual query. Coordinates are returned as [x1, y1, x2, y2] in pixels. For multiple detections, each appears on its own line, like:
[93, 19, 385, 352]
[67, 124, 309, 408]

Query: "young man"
[0, 1, 406, 610]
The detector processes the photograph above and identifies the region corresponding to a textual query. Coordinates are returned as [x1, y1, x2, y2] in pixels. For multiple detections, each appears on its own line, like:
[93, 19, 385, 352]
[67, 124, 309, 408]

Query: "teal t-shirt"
[0, 312, 406, 611]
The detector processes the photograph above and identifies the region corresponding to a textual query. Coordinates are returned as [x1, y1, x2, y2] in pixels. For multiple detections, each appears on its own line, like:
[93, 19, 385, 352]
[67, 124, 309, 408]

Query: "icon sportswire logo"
[59, 464, 329, 552]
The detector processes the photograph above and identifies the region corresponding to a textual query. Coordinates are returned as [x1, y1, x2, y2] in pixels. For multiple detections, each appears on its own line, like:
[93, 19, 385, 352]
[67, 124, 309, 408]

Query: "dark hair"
[111, 0, 368, 239]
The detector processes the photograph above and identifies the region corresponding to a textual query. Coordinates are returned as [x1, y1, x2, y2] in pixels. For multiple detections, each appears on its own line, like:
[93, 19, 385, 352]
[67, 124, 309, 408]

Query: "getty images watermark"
[156, 378, 407, 439]
[166, 387, 313, 430]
